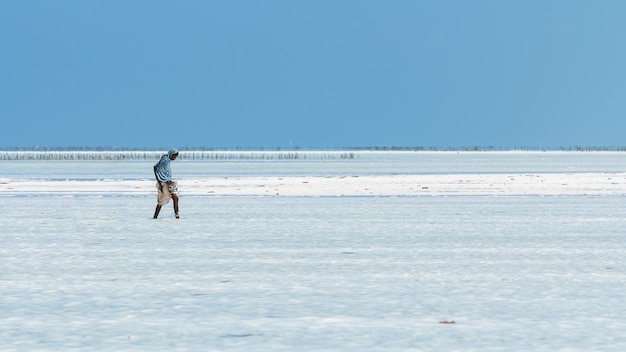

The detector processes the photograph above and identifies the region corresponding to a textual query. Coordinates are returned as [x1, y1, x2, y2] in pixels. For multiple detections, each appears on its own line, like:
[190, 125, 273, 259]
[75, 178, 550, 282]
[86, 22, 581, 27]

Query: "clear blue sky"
[2, 1, 626, 149]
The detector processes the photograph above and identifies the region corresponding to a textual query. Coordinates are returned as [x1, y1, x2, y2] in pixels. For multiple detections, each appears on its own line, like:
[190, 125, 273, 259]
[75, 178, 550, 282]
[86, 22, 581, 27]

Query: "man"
[154, 148, 180, 219]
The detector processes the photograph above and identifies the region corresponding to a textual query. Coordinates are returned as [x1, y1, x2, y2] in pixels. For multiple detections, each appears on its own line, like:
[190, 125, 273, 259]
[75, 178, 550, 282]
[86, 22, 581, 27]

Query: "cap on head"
[168, 148, 179, 158]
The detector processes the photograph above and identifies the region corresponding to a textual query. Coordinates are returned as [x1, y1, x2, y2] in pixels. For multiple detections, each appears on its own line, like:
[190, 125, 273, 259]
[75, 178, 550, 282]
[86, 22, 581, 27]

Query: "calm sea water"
[2, 152, 626, 350]
[3, 151, 626, 180]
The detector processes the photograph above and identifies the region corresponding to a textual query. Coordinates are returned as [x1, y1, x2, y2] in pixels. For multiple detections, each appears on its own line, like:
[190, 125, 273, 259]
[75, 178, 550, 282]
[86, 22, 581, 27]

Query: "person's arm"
[154, 165, 164, 189]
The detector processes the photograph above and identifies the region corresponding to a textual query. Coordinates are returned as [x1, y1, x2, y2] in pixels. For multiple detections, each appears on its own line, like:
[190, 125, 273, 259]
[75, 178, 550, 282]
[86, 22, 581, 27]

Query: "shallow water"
[1, 153, 626, 350]
[3, 151, 626, 180]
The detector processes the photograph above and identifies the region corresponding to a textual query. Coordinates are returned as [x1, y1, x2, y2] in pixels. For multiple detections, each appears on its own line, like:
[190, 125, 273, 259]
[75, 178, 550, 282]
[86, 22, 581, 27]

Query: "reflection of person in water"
[153, 148, 179, 219]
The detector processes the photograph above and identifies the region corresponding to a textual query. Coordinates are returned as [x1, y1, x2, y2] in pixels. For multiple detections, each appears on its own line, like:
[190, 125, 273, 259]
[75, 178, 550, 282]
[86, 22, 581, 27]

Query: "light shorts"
[156, 181, 178, 206]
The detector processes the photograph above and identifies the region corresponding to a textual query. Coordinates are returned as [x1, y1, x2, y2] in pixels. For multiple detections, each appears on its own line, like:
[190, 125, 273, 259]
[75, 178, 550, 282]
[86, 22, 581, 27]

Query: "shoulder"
[155, 155, 168, 166]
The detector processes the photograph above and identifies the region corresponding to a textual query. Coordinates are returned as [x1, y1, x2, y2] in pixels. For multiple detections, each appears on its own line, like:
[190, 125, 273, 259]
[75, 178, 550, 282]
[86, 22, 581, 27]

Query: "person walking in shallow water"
[154, 148, 180, 219]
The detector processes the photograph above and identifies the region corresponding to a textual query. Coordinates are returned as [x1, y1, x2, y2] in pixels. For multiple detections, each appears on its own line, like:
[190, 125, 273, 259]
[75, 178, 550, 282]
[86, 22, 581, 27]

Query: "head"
[168, 148, 179, 160]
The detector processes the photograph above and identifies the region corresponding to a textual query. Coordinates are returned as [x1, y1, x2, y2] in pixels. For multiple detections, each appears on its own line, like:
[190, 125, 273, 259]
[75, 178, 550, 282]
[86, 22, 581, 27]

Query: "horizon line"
[2, 145, 626, 152]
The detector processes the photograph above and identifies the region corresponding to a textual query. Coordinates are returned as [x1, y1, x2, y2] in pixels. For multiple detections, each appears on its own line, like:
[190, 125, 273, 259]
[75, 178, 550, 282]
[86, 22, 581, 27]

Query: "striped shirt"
[154, 154, 173, 182]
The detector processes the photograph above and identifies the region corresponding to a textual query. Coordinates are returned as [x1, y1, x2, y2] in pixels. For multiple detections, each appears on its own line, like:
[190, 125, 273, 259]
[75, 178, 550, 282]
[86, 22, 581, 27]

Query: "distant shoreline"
[2, 145, 626, 152]
[3, 149, 626, 161]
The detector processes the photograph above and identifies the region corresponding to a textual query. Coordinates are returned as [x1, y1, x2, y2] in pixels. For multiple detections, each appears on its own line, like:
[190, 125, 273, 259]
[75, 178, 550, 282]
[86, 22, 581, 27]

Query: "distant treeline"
[352, 145, 626, 152]
[2, 146, 626, 161]
[3, 145, 626, 152]
[0, 151, 356, 161]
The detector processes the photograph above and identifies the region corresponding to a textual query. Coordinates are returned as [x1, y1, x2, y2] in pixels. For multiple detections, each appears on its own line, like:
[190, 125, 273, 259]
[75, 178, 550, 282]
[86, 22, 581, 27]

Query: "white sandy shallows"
[2, 172, 626, 197]
[3, 156, 626, 351]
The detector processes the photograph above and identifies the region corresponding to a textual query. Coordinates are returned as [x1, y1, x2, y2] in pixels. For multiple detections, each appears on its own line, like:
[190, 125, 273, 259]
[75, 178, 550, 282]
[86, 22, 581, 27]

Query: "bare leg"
[172, 194, 179, 218]
[154, 205, 162, 219]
